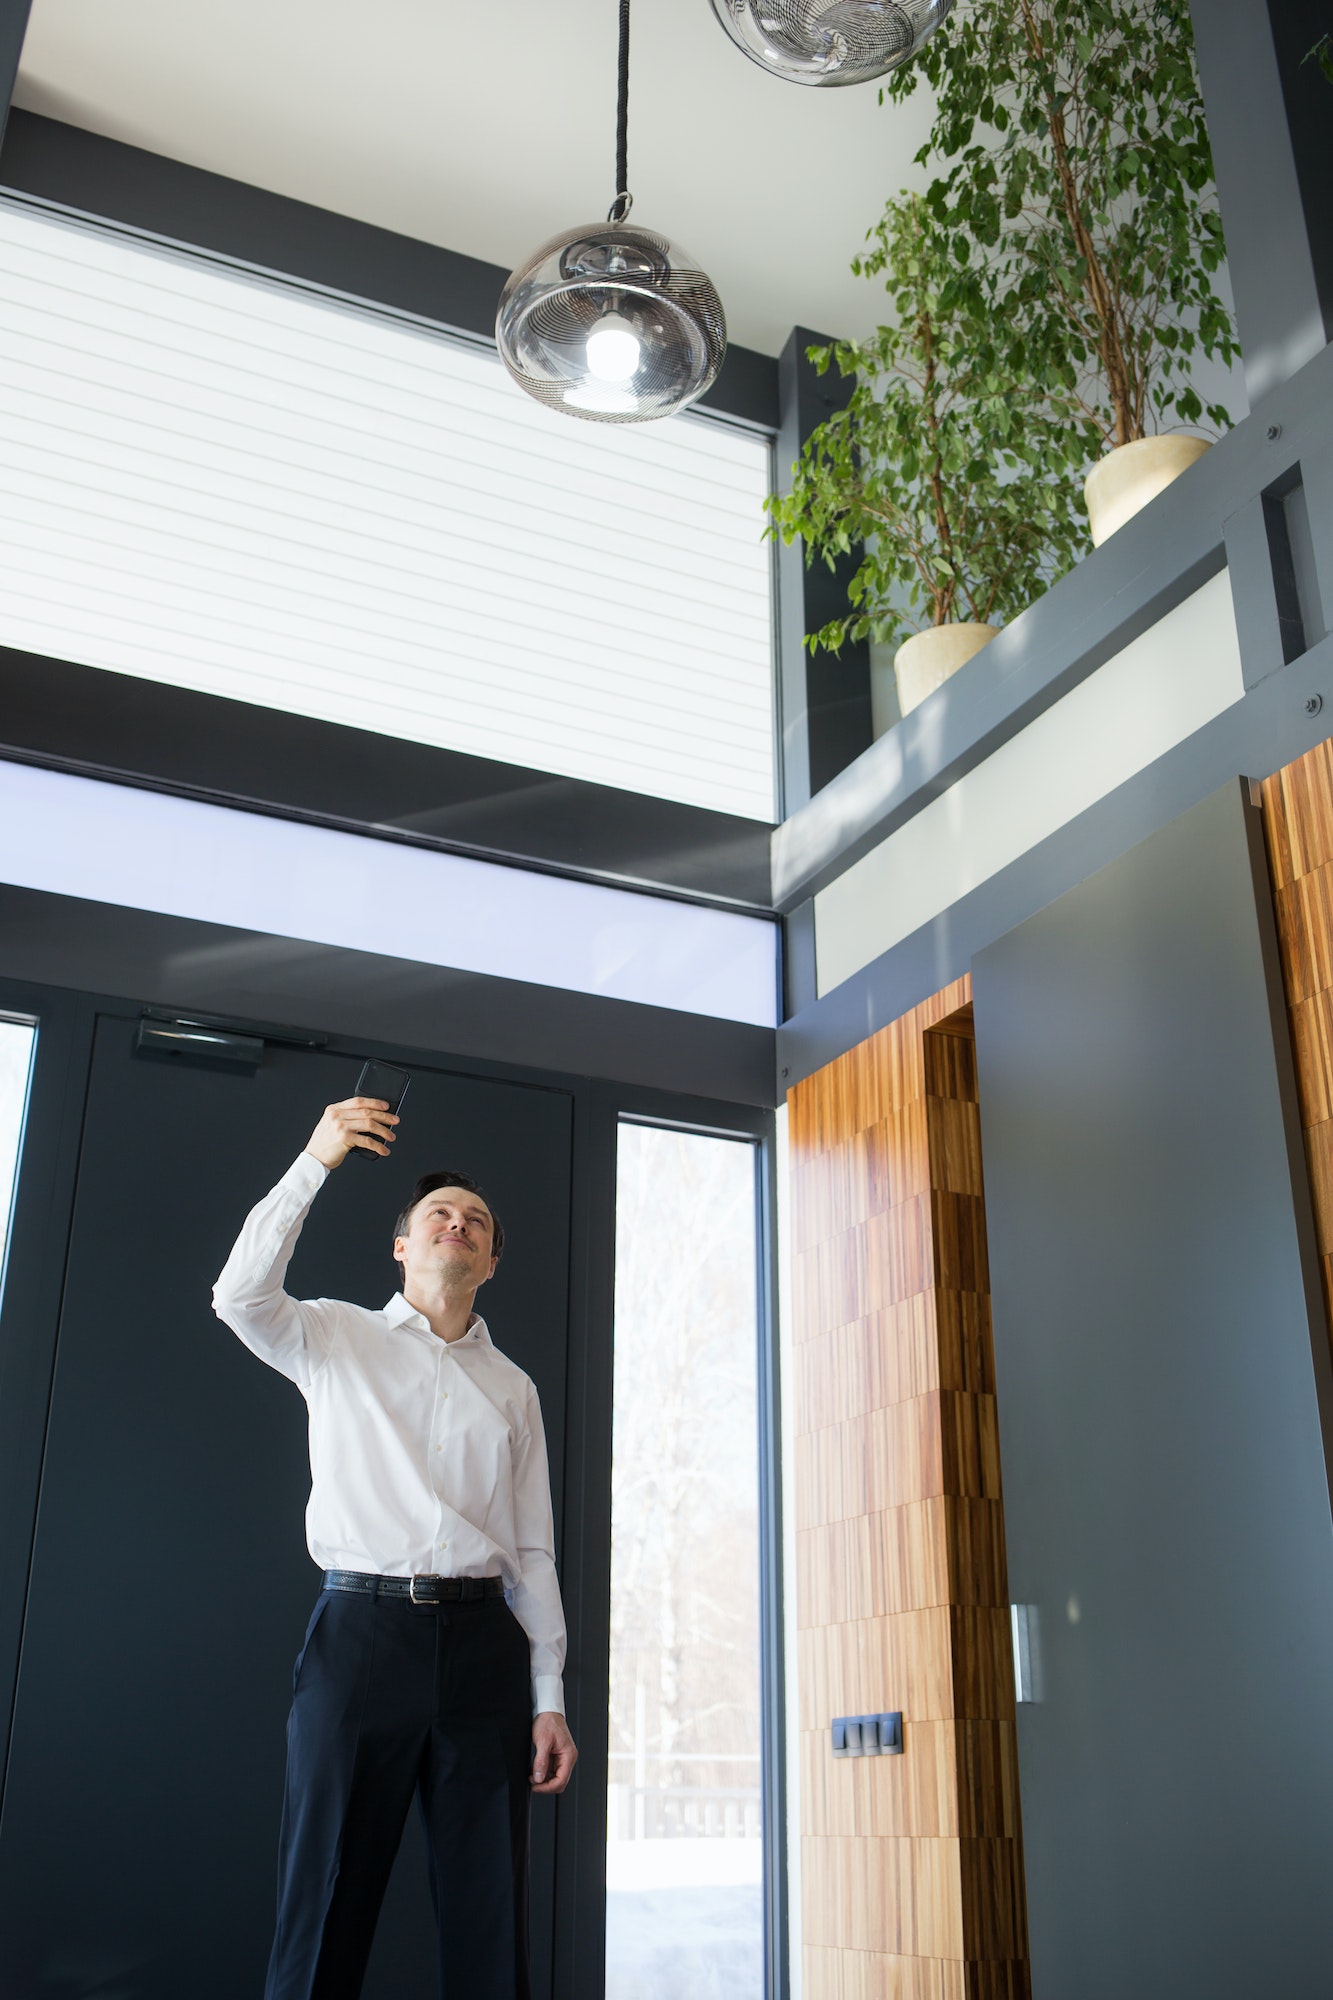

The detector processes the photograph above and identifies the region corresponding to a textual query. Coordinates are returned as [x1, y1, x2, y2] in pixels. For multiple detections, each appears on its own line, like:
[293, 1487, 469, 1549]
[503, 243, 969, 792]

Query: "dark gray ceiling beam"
[771, 338, 1333, 917]
[0, 643, 776, 912]
[0, 884, 778, 1106]
[0, 110, 778, 432]
[0, 0, 31, 153]
[779, 625, 1333, 1091]
[1191, 0, 1332, 406]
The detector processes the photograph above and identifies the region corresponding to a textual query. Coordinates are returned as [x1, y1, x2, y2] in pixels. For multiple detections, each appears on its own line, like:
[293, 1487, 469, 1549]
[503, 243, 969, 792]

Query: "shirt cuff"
[291, 1153, 330, 1192]
[532, 1675, 565, 1718]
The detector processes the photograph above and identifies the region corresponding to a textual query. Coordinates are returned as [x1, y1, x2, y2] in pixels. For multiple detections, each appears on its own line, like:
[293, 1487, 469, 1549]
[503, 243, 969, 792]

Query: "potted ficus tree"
[885, 0, 1240, 544]
[769, 192, 1088, 721]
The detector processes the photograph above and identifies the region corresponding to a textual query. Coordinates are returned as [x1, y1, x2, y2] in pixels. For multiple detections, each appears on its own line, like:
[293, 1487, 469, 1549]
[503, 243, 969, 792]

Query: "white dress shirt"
[212, 1152, 566, 1716]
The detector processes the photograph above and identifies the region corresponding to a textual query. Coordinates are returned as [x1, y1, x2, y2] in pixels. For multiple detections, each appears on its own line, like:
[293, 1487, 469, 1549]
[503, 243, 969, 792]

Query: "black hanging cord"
[608, 0, 632, 223]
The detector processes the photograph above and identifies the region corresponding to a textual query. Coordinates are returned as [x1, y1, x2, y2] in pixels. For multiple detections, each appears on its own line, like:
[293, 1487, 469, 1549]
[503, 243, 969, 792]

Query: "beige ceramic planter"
[1083, 435, 1211, 547]
[891, 622, 999, 720]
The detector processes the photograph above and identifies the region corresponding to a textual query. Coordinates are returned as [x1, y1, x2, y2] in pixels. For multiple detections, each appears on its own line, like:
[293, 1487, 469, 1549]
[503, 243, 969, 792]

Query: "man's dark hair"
[393, 1172, 504, 1279]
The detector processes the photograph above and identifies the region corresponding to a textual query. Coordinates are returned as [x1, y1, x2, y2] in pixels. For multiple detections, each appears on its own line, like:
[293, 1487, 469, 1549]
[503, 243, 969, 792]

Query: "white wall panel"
[0, 760, 778, 1026]
[815, 572, 1245, 994]
[0, 200, 775, 819]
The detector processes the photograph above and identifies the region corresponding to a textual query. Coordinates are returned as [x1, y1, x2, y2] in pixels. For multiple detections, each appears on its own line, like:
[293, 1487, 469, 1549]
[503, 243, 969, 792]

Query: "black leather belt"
[323, 1569, 506, 1605]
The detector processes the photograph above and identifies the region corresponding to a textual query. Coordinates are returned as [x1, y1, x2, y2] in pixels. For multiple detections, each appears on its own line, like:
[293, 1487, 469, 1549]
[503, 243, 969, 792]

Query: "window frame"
[555, 1083, 786, 2000]
[0, 134, 783, 901]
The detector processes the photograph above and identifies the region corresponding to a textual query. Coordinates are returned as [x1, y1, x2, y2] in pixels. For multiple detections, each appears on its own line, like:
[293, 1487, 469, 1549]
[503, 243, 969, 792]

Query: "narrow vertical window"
[0, 1016, 37, 1300]
[606, 1122, 764, 1998]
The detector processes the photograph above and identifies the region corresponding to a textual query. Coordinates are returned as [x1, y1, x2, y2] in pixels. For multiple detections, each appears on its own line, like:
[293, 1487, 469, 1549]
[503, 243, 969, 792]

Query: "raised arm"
[212, 1095, 399, 1388]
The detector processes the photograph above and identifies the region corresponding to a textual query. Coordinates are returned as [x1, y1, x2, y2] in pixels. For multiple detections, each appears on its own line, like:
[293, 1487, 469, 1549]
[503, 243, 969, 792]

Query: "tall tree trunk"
[1018, 0, 1139, 445]
[919, 306, 958, 623]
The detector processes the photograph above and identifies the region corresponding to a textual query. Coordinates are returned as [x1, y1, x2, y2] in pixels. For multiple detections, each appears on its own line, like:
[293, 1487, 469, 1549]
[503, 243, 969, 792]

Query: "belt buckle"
[409, 1575, 434, 1606]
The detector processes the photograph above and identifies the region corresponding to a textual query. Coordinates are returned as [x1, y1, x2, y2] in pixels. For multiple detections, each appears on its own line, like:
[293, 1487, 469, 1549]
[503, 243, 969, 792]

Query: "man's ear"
[393, 1236, 408, 1278]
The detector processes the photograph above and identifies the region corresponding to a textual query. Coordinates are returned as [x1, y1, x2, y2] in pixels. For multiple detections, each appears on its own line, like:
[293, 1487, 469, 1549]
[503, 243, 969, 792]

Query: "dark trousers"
[265, 1587, 533, 2000]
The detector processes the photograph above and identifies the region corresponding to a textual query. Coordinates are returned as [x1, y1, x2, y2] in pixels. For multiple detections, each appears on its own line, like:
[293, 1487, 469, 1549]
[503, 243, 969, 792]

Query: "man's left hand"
[531, 1712, 578, 1795]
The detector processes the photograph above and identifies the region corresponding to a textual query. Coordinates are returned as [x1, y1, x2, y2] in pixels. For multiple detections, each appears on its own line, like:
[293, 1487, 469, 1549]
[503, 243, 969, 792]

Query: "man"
[212, 1092, 577, 2000]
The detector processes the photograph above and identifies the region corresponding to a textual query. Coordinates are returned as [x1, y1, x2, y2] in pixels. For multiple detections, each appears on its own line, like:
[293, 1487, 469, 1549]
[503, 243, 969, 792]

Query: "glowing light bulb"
[565, 383, 638, 414]
[585, 318, 642, 383]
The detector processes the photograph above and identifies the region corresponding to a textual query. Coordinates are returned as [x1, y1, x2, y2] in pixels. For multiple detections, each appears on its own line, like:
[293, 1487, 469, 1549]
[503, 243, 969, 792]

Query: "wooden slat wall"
[1261, 741, 1333, 1355]
[788, 977, 1029, 2000]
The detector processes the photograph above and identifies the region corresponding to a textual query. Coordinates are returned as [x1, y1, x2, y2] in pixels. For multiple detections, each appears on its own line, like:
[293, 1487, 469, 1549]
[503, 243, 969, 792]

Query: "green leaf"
[786, 2, 1229, 645]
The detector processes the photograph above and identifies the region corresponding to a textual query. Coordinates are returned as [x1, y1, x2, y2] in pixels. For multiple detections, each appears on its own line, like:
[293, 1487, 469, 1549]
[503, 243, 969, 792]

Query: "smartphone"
[350, 1060, 411, 1157]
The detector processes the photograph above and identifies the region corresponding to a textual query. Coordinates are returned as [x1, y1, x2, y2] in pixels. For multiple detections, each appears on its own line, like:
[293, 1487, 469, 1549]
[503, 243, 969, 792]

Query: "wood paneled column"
[1261, 740, 1333, 1359]
[789, 976, 1028, 2000]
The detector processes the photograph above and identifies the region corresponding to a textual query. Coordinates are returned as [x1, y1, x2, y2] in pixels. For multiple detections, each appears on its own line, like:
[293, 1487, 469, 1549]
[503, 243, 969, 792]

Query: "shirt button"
[434, 1445, 442, 1454]
[438, 1541, 448, 1551]
[441, 1390, 449, 1401]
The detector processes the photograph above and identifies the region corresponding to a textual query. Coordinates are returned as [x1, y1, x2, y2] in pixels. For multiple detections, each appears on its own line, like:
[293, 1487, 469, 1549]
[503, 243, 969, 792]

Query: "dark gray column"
[1191, 0, 1332, 404]
[973, 779, 1333, 1998]
[775, 328, 873, 813]
[1264, 0, 1333, 346]
[0, 0, 31, 153]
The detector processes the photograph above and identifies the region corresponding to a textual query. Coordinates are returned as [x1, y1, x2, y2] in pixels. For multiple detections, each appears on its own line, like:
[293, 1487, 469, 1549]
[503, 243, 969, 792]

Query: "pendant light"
[708, 0, 953, 86]
[496, 0, 725, 424]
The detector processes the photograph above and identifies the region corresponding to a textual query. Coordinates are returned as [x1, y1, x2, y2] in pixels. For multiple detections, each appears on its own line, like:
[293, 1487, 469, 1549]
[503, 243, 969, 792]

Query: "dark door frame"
[0, 971, 785, 2000]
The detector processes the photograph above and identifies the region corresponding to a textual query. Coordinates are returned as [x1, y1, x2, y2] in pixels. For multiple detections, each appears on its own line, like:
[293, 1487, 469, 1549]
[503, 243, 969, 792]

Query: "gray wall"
[973, 781, 1333, 1998]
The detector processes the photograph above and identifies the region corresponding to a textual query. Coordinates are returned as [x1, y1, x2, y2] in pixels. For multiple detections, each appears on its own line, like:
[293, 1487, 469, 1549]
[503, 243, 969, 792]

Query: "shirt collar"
[383, 1293, 492, 1348]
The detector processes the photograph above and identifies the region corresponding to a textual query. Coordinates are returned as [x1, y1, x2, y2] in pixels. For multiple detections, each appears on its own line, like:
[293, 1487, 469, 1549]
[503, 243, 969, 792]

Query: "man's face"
[394, 1187, 497, 1295]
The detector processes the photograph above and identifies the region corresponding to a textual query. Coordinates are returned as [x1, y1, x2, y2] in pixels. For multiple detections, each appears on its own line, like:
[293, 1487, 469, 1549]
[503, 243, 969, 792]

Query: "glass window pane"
[0, 1016, 37, 1297]
[607, 1123, 764, 2000]
[0, 762, 777, 1027]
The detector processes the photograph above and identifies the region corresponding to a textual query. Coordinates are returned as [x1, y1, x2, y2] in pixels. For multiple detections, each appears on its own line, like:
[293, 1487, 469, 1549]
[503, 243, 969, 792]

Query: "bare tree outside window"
[605, 1124, 764, 2000]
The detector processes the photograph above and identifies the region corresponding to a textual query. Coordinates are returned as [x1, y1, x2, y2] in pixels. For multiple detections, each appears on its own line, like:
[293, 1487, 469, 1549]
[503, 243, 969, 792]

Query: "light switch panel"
[831, 1711, 903, 1758]
[1010, 1603, 1044, 1703]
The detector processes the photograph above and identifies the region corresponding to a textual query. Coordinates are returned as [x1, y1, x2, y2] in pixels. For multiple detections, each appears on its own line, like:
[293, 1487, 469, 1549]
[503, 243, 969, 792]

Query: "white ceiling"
[14, 0, 936, 356]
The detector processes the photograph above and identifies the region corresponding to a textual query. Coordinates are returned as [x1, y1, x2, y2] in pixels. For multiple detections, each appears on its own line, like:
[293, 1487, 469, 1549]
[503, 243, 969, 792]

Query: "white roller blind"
[0, 200, 776, 821]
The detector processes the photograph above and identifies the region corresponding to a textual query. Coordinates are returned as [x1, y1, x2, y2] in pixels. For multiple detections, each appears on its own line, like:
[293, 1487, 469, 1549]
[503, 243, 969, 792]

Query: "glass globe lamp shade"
[496, 222, 726, 424]
[708, 0, 953, 85]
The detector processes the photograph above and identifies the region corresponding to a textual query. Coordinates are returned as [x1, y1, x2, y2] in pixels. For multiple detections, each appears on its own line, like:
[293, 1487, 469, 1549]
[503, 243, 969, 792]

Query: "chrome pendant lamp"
[708, 0, 953, 86]
[496, 0, 725, 423]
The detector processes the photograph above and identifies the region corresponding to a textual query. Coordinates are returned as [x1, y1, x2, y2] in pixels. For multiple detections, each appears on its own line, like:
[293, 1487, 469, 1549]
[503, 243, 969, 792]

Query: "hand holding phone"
[348, 1062, 411, 1158]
